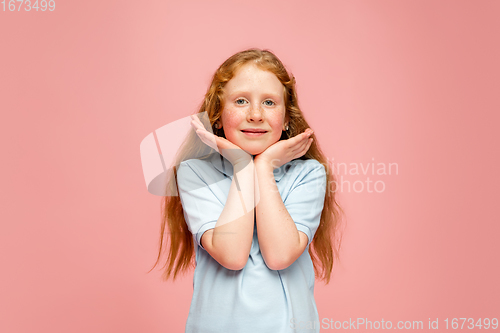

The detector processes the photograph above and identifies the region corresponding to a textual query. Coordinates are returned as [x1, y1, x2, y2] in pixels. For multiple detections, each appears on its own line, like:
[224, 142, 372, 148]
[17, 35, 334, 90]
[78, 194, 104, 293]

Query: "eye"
[263, 100, 275, 106]
[235, 98, 247, 105]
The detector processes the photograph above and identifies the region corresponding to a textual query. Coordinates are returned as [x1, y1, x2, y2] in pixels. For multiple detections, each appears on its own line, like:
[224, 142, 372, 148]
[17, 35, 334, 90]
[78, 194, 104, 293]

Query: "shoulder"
[176, 154, 230, 193]
[177, 156, 217, 182]
[281, 159, 327, 203]
[276, 158, 326, 191]
[178, 153, 218, 172]
[287, 158, 326, 178]
[291, 158, 324, 169]
[178, 156, 212, 171]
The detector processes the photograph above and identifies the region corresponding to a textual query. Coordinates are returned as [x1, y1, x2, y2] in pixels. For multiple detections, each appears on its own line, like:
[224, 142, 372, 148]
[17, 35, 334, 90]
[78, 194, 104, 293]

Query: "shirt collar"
[209, 152, 287, 182]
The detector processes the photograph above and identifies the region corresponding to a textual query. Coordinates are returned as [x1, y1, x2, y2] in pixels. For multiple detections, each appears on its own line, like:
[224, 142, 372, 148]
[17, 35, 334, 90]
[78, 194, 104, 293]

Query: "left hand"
[254, 128, 314, 169]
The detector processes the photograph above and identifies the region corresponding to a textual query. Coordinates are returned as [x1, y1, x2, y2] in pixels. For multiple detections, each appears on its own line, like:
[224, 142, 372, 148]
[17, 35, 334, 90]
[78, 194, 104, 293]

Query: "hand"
[190, 114, 252, 167]
[254, 128, 314, 169]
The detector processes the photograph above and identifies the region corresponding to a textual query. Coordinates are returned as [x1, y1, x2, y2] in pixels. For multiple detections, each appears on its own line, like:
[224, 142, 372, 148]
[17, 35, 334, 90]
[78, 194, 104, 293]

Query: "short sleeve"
[176, 160, 225, 249]
[284, 161, 327, 246]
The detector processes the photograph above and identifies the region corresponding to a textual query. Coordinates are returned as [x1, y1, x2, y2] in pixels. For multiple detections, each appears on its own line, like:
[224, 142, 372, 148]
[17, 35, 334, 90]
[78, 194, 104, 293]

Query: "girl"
[150, 48, 344, 332]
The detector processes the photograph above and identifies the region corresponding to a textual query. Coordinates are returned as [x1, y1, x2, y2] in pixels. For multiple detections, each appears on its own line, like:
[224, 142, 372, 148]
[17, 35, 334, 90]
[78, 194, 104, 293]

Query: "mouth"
[241, 129, 267, 136]
[241, 129, 268, 133]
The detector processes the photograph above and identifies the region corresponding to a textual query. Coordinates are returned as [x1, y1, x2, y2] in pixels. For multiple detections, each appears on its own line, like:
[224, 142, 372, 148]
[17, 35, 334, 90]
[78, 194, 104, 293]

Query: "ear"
[282, 117, 290, 131]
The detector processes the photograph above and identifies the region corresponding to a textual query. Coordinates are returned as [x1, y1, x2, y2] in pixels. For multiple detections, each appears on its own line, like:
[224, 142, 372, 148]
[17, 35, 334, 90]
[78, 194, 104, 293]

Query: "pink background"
[1, 0, 499, 332]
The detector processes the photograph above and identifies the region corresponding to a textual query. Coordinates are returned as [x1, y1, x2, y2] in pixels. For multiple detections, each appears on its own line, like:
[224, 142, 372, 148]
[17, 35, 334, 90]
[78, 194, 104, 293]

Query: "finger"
[301, 128, 313, 138]
[302, 138, 313, 154]
[191, 114, 212, 133]
[291, 133, 312, 152]
[286, 135, 308, 154]
[192, 123, 207, 140]
[287, 130, 309, 145]
[191, 118, 218, 144]
[290, 139, 308, 155]
[190, 118, 201, 132]
[290, 129, 313, 147]
[190, 115, 205, 131]
[197, 130, 219, 152]
[294, 138, 313, 159]
[194, 128, 209, 144]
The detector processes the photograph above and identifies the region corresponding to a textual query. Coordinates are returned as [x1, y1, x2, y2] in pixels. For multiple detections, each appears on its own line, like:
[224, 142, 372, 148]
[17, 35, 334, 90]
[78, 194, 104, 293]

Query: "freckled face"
[220, 63, 287, 156]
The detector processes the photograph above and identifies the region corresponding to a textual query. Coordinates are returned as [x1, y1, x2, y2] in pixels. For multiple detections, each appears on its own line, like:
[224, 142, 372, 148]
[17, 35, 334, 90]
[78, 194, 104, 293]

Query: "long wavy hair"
[148, 48, 345, 284]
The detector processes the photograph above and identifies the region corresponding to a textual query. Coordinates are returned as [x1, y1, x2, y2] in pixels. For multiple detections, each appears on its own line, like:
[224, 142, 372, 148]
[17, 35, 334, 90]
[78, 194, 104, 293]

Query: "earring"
[214, 122, 221, 129]
[285, 125, 289, 131]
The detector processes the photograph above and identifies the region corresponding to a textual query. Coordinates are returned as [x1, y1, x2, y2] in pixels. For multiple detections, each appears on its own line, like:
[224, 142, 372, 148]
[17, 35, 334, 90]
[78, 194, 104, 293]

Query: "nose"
[247, 104, 264, 123]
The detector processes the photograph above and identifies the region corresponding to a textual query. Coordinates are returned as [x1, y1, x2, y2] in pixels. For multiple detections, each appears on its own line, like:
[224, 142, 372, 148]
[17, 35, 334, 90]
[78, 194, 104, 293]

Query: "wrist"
[233, 158, 255, 173]
[254, 158, 275, 172]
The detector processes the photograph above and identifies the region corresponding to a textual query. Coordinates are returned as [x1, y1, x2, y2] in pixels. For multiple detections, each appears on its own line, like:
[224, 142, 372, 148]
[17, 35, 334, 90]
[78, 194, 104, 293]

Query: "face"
[218, 63, 287, 156]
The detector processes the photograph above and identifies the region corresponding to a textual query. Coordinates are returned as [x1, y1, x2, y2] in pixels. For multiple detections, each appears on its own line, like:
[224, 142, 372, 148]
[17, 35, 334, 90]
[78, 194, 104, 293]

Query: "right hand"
[190, 114, 252, 167]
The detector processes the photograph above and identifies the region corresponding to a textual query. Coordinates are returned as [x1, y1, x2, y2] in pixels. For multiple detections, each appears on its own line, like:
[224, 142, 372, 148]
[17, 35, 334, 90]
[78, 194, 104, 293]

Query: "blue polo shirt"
[176, 152, 327, 333]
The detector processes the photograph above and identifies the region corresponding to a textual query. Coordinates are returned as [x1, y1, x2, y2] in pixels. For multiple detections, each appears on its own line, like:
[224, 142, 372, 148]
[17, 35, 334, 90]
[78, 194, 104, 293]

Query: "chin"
[244, 147, 265, 156]
[239, 144, 266, 156]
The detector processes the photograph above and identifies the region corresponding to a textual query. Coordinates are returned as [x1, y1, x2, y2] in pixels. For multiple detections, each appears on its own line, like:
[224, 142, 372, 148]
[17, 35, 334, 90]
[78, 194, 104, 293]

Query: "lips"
[241, 129, 267, 133]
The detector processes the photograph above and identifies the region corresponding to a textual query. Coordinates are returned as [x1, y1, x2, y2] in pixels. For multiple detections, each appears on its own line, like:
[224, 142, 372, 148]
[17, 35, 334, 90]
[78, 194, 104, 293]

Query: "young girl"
[151, 48, 344, 332]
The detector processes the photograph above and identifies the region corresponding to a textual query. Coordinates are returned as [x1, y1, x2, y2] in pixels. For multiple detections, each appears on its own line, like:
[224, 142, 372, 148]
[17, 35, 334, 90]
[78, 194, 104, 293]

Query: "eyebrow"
[229, 91, 282, 99]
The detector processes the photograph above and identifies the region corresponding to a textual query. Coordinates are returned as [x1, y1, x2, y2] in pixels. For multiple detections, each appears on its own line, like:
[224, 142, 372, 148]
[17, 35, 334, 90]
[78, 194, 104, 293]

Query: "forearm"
[210, 159, 255, 268]
[254, 161, 304, 270]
